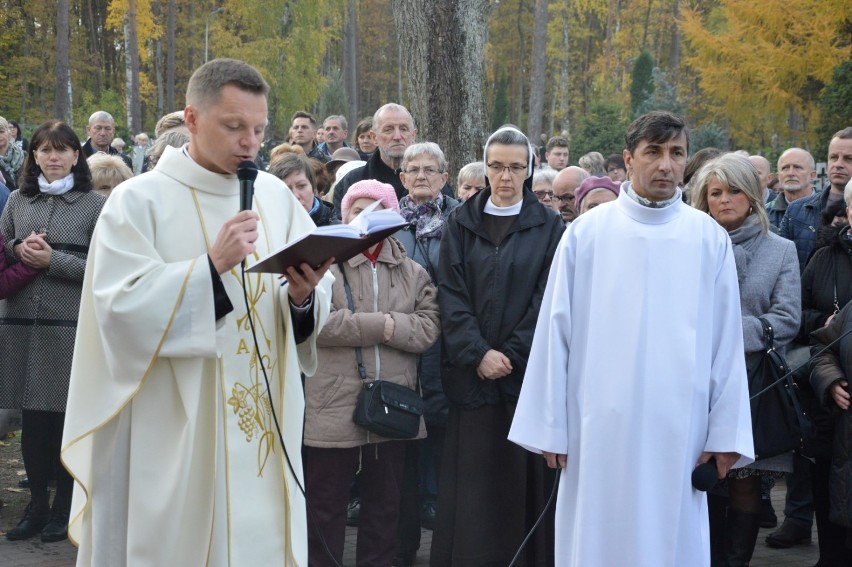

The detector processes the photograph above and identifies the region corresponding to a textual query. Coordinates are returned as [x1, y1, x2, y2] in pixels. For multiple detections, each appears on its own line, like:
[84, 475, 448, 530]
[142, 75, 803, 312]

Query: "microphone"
[237, 160, 259, 212]
[692, 457, 719, 492]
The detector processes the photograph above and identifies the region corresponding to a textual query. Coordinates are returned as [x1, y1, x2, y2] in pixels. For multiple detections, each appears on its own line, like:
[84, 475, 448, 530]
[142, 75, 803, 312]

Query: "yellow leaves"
[680, 0, 851, 147]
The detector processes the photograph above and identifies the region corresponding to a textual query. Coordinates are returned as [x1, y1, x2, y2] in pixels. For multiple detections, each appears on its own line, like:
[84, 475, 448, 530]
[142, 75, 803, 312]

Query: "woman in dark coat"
[0, 120, 105, 542]
[430, 127, 564, 566]
[799, 190, 852, 566]
[810, 299, 852, 565]
[393, 142, 460, 565]
[267, 152, 339, 227]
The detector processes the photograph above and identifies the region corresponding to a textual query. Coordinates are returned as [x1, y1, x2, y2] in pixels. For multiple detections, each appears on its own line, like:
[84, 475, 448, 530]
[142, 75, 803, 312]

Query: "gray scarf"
[727, 214, 764, 284]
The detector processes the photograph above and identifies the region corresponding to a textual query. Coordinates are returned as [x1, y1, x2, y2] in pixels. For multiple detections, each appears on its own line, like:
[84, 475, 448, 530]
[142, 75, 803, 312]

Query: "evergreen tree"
[816, 60, 852, 159]
[317, 69, 350, 122]
[492, 68, 509, 132]
[630, 51, 654, 117]
[572, 100, 627, 160]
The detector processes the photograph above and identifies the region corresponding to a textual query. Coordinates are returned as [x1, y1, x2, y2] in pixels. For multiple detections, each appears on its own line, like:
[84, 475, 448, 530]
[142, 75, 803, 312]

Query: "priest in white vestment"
[61, 59, 333, 566]
[509, 111, 754, 567]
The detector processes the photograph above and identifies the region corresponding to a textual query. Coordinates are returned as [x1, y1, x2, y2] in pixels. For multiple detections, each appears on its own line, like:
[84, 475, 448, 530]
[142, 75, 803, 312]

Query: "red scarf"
[362, 240, 383, 265]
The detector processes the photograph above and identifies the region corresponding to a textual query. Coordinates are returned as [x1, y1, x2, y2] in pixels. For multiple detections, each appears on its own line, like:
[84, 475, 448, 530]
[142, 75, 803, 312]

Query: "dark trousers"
[305, 442, 406, 567]
[397, 425, 446, 557]
[813, 455, 852, 566]
[21, 410, 73, 514]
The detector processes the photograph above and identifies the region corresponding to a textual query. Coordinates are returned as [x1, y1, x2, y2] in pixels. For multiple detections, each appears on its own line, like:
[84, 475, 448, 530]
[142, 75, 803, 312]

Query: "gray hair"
[401, 142, 447, 172]
[844, 179, 852, 206]
[372, 103, 415, 132]
[324, 115, 348, 131]
[457, 161, 485, 185]
[0, 116, 8, 132]
[87, 153, 133, 186]
[88, 111, 115, 126]
[578, 151, 606, 176]
[532, 168, 557, 186]
[777, 147, 815, 171]
[484, 127, 534, 177]
[146, 130, 190, 168]
[691, 153, 770, 233]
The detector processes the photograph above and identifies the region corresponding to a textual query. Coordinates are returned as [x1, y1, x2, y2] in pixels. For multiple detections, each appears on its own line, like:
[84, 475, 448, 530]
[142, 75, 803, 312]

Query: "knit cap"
[574, 175, 620, 209]
[341, 179, 400, 221]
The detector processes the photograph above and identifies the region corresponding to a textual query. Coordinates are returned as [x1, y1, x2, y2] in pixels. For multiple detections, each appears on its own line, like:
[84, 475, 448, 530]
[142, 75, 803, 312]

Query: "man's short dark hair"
[546, 136, 569, 152]
[604, 154, 625, 172]
[625, 111, 688, 154]
[833, 127, 852, 141]
[186, 58, 269, 109]
[292, 111, 316, 128]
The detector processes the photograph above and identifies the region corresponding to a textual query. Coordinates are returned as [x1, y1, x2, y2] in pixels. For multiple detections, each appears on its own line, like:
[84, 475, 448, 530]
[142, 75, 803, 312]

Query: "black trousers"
[305, 442, 406, 567]
[813, 455, 852, 566]
[21, 409, 73, 513]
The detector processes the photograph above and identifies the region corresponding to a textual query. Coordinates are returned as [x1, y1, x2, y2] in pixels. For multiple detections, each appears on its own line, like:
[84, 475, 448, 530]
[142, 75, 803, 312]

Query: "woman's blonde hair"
[690, 153, 769, 233]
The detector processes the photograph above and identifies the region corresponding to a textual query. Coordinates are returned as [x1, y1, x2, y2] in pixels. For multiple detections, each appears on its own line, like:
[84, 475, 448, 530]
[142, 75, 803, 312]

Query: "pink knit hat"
[574, 176, 620, 209]
[341, 179, 400, 220]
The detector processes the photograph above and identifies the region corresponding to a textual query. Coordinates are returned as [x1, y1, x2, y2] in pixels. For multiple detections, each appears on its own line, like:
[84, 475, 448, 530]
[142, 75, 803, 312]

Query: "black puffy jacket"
[437, 187, 564, 409]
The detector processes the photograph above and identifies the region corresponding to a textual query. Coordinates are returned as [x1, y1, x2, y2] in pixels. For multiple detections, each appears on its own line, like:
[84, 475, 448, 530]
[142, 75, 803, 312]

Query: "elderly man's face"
[552, 167, 587, 222]
[0, 125, 8, 153]
[374, 109, 416, 160]
[777, 149, 816, 194]
[87, 119, 116, 151]
[324, 119, 347, 147]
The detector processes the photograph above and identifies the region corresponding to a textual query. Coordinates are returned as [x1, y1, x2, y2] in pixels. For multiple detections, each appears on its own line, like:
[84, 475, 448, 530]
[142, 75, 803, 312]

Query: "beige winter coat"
[304, 237, 440, 448]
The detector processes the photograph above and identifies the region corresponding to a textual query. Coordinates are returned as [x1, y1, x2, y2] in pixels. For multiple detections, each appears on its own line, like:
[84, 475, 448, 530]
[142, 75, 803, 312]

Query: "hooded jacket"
[303, 236, 440, 448]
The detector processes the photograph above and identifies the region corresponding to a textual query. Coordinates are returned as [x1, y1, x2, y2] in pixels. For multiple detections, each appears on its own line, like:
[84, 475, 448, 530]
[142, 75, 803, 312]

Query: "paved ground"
[0, 480, 819, 566]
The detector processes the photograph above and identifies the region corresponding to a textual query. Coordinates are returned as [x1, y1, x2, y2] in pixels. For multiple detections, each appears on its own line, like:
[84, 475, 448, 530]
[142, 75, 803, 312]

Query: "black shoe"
[759, 499, 778, 529]
[6, 502, 49, 541]
[40, 506, 70, 543]
[18, 476, 29, 488]
[765, 520, 812, 548]
[346, 497, 360, 527]
[392, 551, 416, 567]
[420, 499, 436, 531]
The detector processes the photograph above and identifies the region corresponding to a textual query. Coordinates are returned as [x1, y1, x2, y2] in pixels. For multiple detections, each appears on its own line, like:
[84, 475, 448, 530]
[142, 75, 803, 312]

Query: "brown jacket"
[304, 237, 440, 448]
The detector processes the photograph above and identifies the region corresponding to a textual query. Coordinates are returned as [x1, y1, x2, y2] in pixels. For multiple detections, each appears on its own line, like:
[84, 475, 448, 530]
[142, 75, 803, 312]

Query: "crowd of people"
[0, 57, 851, 567]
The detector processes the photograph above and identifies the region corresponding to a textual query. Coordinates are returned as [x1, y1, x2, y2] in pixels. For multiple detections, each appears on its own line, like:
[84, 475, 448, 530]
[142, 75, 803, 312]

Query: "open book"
[247, 201, 408, 274]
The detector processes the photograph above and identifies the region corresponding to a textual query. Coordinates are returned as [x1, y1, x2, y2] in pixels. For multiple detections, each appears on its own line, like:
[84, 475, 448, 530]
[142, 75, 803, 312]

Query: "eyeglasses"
[533, 190, 554, 200]
[404, 166, 443, 177]
[555, 193, 575, 204]
[487, 163, 528, 176]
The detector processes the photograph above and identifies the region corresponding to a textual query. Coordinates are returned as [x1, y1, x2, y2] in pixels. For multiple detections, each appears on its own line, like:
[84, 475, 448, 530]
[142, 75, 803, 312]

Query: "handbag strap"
[758, 317, 775, 352]
[338, 264, 368, 381]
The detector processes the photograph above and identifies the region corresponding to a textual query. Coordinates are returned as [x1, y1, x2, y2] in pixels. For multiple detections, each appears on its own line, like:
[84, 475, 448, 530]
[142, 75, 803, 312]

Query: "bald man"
[552, 166, 590, 223]
[748, 155, 774, 203]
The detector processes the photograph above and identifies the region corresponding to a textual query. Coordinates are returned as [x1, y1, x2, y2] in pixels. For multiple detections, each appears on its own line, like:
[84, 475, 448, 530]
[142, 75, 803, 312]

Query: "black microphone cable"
[507, 467, 561, 567]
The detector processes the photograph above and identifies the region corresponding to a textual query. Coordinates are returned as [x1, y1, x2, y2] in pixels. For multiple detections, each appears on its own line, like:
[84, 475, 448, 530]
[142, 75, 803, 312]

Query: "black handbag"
[747, 318, 815, 460]
[338, 264, 424, 440]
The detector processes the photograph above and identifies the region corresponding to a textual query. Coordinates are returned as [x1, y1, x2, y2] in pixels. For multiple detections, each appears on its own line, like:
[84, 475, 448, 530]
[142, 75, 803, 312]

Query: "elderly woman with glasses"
[431, 127, 564, 566]
[393, 142, 460, 565]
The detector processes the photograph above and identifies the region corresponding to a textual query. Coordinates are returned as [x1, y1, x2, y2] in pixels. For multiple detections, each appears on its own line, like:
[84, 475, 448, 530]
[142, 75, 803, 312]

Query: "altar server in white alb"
[509, 111, 755, 567]
[61, 59, 334, 566]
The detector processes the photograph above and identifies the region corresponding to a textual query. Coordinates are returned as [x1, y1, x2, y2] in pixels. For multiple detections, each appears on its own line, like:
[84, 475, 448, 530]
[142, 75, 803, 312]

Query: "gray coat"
[729, 218, 801, 471]
[0, 189, 105, 411]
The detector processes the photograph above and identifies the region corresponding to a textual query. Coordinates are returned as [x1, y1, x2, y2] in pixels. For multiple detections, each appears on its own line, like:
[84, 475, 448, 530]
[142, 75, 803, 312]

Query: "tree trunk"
[526, 0, 548, 143]
[393, 0, 491, 183]
[125, 0, 142, 133]
[669, 0, 680, 86]
[85, 0, 102, 98]
[167, 0, 176, 112]
[557, 9, 570, 136]
[54, 0, 71, 122]
[343, 0, 359, 127]
[514, 0, 526, 126]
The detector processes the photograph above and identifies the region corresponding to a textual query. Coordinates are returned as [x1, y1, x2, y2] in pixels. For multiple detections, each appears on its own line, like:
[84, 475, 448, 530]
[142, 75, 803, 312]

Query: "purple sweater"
[0, 233, 39, 299]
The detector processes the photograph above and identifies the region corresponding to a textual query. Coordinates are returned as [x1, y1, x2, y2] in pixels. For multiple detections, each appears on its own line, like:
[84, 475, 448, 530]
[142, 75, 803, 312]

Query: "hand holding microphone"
[209, 161, 260, 274]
